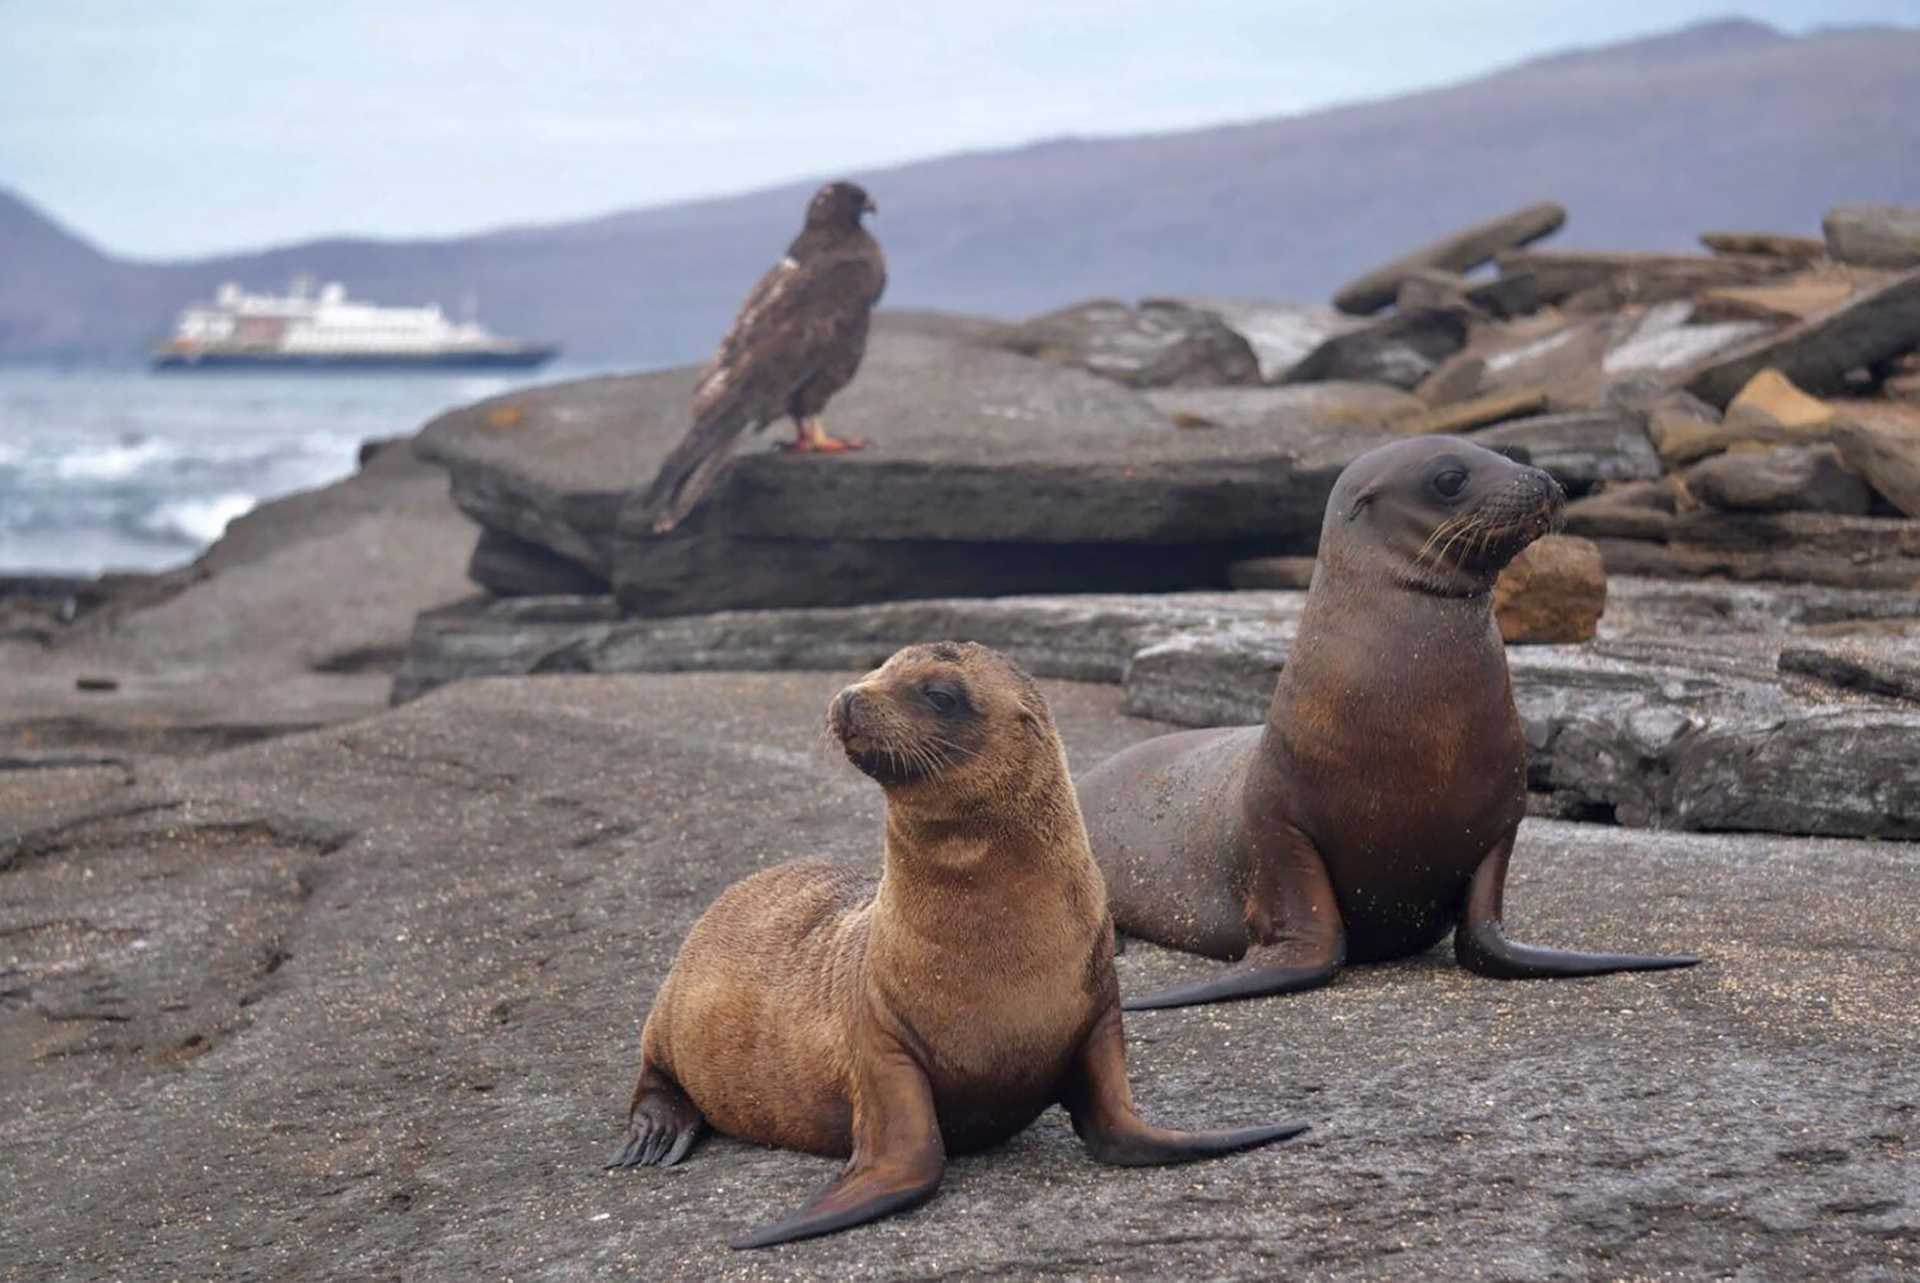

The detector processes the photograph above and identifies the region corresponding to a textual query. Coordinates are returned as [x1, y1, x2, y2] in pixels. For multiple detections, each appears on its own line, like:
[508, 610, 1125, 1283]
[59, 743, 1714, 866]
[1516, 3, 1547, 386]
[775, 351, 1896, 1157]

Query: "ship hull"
[151, 347, 559, 372]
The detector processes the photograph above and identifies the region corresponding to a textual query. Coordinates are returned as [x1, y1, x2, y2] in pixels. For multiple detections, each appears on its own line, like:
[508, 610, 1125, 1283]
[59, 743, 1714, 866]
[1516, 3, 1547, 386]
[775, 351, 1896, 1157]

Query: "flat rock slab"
[1585, 510, 1920, 591]
[393, 579, 1920, 840]
[3, 672, 1915, 1279]
[1779, 635, 1920, 704]
[1142, 382, 1421, 432]
[416, 331, 1400, 613]
[1683, 269, 1920, 407]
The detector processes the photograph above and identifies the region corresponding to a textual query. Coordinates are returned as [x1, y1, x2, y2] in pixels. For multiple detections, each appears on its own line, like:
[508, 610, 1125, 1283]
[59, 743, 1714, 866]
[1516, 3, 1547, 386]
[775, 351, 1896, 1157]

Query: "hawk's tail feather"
[628, 405, 754, 534]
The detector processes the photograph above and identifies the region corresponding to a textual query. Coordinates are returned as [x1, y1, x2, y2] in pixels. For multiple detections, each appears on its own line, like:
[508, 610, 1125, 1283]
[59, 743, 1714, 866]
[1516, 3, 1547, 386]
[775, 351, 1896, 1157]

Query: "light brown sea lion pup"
[607, 642, 1308, 1248]
[1078, 435, 1700, 1010]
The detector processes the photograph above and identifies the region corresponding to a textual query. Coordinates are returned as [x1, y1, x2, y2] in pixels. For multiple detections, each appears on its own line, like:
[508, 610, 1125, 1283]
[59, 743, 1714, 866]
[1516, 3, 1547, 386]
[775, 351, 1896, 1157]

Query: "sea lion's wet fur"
[637, 643, 1108, 1158]
[614, 643, 1304, 1246]
[1079, 435, 1697, 1008]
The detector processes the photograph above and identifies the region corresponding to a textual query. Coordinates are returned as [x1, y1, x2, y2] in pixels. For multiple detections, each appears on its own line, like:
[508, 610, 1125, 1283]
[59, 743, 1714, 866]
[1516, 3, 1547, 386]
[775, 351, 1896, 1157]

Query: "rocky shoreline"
[4, 200, 1918, 1279]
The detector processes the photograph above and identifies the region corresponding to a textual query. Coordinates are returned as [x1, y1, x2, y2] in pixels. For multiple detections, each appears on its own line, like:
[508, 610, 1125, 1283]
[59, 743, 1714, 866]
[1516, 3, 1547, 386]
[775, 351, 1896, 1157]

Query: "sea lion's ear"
[1019, 707, 1049, 743]
[1346, 487, 1377, 521]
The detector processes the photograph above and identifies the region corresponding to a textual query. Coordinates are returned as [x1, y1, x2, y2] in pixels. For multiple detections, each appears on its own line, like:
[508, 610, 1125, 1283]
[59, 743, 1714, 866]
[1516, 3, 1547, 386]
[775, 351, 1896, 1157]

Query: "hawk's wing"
[629, 248, 883, 533]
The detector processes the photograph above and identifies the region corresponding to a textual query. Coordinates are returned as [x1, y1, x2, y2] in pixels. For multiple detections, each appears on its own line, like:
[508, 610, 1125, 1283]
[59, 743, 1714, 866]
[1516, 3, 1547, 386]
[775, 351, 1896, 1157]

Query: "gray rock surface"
[1332, 201, 1567, 316]
[1823, 204, 1920, 270]
[1281, 308, 1472, 389]
[1119, 626, 1920, 840]
[985, 298, 1262, 388]
[415, 331, 1399, 618]
[392, 578, 1920, 840]
[0, 440, 476, 759]
[1683, 269, 1920, 406]
[1472, 409, 1664, 494]
[1684, 445, 1874, 514]
[1141, 382, 1421, 432]
[1166, 297, 1369, 381]
[1494, 250, 1793, 307]
[1779, 635, 1920, 704]
[1586, 510, 1920, 590]
[1834, 420, 1920, 517]
[3, 672, 1916, 1280]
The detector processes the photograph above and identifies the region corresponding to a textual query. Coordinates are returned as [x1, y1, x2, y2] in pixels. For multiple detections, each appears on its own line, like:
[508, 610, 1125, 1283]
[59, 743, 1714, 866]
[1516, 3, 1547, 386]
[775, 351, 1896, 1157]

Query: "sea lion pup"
[1078, 436, 1700, 1010]
[607, 642, 1307, 1248]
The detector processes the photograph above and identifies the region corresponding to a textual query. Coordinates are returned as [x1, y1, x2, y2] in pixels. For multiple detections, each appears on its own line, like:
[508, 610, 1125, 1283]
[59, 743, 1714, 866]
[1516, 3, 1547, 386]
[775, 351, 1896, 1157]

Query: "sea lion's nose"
[830, 688, 866, 738]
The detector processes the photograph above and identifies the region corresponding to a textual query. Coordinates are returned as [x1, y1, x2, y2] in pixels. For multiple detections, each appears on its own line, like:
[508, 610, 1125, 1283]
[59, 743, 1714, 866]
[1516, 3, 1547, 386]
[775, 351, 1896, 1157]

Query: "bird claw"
[781, 435, 869, 454]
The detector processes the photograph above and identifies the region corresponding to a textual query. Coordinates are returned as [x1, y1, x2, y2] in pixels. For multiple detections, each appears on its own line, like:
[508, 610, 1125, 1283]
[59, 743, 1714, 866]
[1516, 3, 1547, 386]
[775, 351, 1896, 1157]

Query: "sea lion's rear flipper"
[1064, 1007, 1310, 1165]
[606, 1064, 706, 1169]
[1456, 835, 1703, 979]
[1122, 829, 1346, 1010]
[731, 1040, 945, 1250]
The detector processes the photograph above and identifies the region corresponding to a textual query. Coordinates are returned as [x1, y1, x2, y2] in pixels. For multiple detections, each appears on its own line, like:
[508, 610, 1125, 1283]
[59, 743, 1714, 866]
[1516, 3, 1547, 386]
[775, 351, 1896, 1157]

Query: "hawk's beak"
[864, 198, 878, 216]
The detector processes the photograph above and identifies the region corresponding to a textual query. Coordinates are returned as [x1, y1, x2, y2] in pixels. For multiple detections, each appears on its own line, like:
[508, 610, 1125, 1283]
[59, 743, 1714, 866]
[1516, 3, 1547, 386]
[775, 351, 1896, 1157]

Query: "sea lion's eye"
[922, 685, 958, 715]
[1434, 469, 1469, 498]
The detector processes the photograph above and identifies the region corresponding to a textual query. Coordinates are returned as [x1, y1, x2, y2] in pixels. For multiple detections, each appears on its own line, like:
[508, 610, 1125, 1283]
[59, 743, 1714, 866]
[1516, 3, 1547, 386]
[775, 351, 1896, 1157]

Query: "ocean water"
[0, 363, 613, 576]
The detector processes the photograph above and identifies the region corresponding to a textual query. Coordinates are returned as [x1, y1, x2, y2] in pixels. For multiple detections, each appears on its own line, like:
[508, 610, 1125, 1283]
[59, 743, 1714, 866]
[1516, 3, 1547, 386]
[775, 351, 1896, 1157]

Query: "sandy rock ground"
[3, 672, 1915, 1281]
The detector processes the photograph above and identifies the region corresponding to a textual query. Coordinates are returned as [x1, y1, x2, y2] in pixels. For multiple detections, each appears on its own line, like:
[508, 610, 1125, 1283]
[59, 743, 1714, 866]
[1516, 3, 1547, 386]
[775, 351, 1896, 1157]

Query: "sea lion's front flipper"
[1064, 1006, 1309, 1164]
[1122, 828, 1346, 1010]
[730, 1040, 945, 1250]
[1456, 834, 1702, 979]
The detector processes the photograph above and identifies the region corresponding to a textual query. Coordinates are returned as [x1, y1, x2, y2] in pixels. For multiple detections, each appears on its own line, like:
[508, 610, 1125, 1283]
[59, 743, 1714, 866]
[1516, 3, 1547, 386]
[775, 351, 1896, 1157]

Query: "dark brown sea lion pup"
[1078, 436, 1700, 1010]
[607, 642, 1307, 1248]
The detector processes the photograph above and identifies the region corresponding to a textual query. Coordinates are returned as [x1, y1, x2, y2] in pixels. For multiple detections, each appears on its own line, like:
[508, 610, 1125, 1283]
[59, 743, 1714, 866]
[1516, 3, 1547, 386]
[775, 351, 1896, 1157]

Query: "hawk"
[630, 180, 886, 533]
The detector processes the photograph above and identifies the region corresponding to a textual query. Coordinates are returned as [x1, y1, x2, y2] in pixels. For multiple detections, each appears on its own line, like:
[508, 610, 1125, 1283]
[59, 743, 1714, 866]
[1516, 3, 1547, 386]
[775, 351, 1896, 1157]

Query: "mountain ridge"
[3, 18, 1917, 363]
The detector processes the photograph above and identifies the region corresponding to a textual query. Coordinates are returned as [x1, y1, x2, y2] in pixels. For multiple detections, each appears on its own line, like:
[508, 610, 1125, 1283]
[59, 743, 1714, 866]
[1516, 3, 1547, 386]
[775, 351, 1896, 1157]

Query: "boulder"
[1724, 368, 1840, 438]
[1832, 420, 1920, 517]
[1331, 201, 1566, 316]
[8, 670, 1918, 1277]
[1683, 446, 1873, 515]
[1822, 204, 1920, 270]
[1280, 307, 1471, 390]
[1605, 379, 1729, 467]
[1682, 270, 1920, 407]
[1165, 297, 1368, 382]
[985, 298, 1261, 388]
[413, 331, 1398, 615]
[1492, 534, 1607, 643]
[1472, 410, 1663, 495]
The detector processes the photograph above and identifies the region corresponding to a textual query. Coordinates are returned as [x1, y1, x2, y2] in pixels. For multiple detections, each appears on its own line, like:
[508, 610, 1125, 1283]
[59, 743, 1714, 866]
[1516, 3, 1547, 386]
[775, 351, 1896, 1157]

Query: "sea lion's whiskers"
[1414, 514, 1472, 568]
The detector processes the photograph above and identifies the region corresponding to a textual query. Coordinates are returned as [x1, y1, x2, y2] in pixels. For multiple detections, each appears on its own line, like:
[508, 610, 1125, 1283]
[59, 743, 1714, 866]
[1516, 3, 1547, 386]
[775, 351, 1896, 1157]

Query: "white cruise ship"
[152, 279, 558, 370]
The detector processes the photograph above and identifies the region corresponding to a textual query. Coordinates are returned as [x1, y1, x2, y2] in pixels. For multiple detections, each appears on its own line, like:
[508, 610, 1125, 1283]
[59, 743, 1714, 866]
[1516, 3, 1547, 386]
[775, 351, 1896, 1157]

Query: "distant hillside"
[4, 18, 1918, 364]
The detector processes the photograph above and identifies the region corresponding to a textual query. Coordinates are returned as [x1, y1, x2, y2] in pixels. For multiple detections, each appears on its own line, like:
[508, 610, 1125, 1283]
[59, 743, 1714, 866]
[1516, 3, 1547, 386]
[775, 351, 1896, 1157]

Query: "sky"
[4, 1, 1916, 259]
